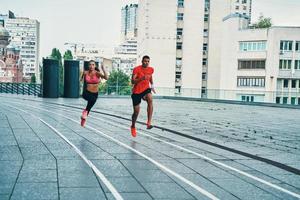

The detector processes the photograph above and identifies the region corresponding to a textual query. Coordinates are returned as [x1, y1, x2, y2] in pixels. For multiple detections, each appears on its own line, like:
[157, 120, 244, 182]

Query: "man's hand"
[151, 87, 156, 94]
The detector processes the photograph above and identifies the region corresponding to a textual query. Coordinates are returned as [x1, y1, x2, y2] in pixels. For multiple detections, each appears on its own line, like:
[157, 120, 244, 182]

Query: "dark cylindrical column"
[64, 60, 79, 98]
[43, 59, 59, 98]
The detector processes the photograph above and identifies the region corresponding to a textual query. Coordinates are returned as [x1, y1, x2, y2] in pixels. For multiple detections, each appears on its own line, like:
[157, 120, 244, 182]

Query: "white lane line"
[9, 101, 220, 200]
[41, 103, 300, 199]
[7, 104, 123, 200]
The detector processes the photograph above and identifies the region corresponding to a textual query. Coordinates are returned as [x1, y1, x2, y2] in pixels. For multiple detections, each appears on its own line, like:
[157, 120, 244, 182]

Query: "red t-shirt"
[132, 65, 154, 94]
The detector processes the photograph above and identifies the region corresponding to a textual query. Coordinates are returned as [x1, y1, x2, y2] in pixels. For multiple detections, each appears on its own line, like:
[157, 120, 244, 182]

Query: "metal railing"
[1, 82, 299, 105]
[0, 82, 42, 96]
[96, 86, 300, 105]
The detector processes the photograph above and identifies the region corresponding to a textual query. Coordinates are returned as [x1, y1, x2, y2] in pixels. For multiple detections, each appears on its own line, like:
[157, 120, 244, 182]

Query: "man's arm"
[149, 76, 156, 94]
[131, 73, 147, 84]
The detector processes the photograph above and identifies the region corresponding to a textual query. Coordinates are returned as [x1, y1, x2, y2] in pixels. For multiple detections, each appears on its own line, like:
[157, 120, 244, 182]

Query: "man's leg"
[131, 105, 140, 128]
[144, 92, 153, 129]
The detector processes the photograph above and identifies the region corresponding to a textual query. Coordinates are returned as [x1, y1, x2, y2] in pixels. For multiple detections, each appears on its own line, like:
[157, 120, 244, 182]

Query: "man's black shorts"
[131, 88, 151, 106]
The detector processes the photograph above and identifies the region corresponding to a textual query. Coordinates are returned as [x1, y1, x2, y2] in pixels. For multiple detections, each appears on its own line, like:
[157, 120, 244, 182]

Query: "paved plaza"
[0, 95, 299, 200]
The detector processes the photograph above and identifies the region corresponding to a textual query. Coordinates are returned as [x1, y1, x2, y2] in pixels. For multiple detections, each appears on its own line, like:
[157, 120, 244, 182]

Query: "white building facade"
[137, 0, 252, 96]
[211, 14, 300, 105]
[5, 17, 40, 83]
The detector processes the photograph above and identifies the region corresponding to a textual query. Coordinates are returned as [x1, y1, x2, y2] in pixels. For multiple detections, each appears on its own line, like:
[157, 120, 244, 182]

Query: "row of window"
[178, 0, 184, 7]
[276, 97, 300, 105]
[237, 77, 265, 87]
[281, 79, 300, 88]
[279, 59, 300, 70]
[236, 0, 248, 3]
[239, 41, 267, 52]
[177, 13, 184, 20]
[238, 60, 265, 69]
[280, 41, 300, 51]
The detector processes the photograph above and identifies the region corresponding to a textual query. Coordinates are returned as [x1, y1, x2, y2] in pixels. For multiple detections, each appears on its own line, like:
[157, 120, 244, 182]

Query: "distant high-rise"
[121, 4, 138, 41]
[115, 4, 139, 76]
[2, 11, 40, 83]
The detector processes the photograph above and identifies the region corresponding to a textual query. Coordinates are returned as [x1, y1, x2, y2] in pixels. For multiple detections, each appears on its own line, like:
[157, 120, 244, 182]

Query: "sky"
[1, 0, 300, 58]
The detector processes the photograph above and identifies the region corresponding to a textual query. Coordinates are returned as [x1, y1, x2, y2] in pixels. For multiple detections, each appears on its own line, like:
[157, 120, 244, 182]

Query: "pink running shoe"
[81, 118, 86, 127]
[81, 109, 88, 120]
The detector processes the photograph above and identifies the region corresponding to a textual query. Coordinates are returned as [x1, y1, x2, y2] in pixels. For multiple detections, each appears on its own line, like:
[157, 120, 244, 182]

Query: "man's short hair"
[142, 55, 150, 60]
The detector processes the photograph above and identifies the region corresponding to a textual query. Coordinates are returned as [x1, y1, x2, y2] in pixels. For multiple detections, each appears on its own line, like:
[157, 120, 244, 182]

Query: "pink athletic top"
[85, 73, 100, 84]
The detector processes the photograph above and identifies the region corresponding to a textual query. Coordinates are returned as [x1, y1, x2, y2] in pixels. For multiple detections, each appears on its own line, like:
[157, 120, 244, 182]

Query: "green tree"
[63, 50, 73, 60]
[253, 15, 272, 29]
[50, 48, 63, 96]
[30, 74, 36, 83]
[102, 70, 131, 95]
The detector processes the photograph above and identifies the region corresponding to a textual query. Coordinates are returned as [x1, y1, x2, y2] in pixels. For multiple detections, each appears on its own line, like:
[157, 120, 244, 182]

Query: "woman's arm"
[97, 64, 108, 80]
[80, 71, 87, 81]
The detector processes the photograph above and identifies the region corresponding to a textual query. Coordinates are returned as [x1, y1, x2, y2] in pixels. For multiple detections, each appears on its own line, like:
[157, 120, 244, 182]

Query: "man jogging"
[130, 55, 156, 137]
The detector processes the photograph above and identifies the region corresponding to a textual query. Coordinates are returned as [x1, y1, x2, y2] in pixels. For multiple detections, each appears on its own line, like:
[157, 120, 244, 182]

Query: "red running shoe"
[131, 127, 137, 137]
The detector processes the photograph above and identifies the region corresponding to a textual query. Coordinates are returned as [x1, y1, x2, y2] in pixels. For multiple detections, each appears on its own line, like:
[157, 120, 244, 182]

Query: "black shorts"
[131, 88, 151, 106]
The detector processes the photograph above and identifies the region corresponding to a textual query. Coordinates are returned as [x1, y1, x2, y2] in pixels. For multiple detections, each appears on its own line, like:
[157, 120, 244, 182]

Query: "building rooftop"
[0, 95, 299, 199]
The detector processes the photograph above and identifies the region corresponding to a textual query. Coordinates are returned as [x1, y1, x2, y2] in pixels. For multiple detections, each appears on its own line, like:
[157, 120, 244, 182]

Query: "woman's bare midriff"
[86, 84, 99, 93]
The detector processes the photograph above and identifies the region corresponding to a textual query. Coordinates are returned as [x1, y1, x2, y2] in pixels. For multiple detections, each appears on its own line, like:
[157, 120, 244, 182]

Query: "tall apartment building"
[121, 4, 138, 41]
[1, 11, 40, 83]
[114, 4, 139, 76]
[137, 0, 252, 95]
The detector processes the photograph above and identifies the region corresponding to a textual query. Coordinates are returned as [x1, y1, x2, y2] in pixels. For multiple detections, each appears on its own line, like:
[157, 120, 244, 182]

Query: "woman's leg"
[85, 93, 98, 114]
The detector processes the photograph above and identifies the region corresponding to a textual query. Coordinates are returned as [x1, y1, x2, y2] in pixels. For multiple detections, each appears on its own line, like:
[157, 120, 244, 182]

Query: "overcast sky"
[1, 0, 300, 58]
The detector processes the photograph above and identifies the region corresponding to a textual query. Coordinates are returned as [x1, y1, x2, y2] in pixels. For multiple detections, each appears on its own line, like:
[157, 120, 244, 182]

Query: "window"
[176, 42, 182, 50]
[175, 86, 181, 93]
[280, 40, 293, 51]
[203, 43, 208, 51]
[292, 80, 297, 88]
[178, 0, 184, 7]
[242, 0, 247, 3]
[296, 41, 300, 51]
[202, 58, 207, 65]
[177, 13, 184, 20]
[175, 71, 182, 79]
[205, 0, 210, 11]
[177, 28, 183, 35]
[238, 60, 266, 69]
[276, 97, 281, 104]
[176, 58, 182, 66]
[235, 6, 239, 10]
[237, 77, 265, 87]
[295, 60, 300, 70]
[204, 14, 209, 22]
[283, 79, 289, 88]
[203, 29, 208, 37]
[239, 41, 267, 51]
[201, 87, 206, 94]
[243, 6, 247, 10]
[283, 97, 288, 104]
[241, 95, 254, 102]
[291, 97, 296, 105]
[298, 98, 300, 105]
[202, 72, 207, 80]
[279, 59, 292, 70]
